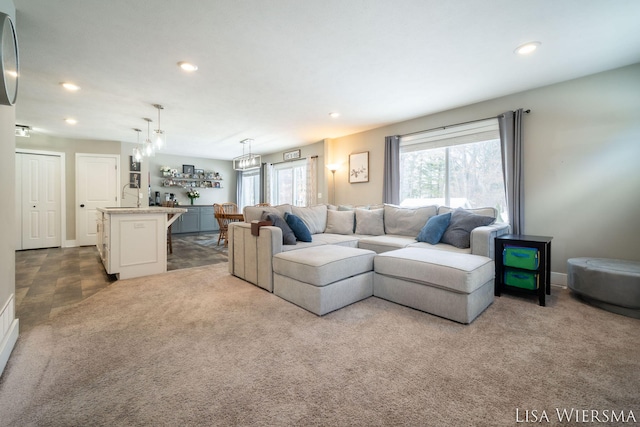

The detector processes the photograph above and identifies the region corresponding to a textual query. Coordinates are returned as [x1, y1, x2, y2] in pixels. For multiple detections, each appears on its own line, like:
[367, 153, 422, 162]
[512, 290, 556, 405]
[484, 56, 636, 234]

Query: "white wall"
[329, 64, 640, 275]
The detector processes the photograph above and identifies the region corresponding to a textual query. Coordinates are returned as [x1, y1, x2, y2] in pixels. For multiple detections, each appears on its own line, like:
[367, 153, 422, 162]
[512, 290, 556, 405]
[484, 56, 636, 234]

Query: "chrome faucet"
[122, 183, 142, 208]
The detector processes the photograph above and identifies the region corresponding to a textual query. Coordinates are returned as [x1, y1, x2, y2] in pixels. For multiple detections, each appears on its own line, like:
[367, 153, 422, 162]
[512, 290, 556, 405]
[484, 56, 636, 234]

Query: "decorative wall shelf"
[160, 168, 223, 188]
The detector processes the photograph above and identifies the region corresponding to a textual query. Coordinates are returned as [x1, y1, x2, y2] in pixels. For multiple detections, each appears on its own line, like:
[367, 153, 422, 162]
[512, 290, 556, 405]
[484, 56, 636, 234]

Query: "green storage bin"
[504, 269, 538, 290]
[503, 246, 539, 270]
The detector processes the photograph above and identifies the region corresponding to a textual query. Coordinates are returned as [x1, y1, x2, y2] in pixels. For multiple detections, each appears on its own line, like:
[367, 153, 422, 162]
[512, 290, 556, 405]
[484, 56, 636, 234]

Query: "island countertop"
[97, 206, 187, 214]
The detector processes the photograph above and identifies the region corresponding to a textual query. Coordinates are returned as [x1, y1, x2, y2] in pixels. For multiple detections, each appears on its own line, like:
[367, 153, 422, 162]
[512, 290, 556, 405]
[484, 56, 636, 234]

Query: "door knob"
[80, 204, 85, 208]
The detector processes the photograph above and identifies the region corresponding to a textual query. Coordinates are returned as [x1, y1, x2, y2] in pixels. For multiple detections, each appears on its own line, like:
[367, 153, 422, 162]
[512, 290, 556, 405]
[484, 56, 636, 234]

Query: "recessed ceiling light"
[178, 61, 198, 72]
[65, 118, 77, 125]
[61, 82, 80, 91]
[515, 41, 541, 55]
[329, 112, 340, 118]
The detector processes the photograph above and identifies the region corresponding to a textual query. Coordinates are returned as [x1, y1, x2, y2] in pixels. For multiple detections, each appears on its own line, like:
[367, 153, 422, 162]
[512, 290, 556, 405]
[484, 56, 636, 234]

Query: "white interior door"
[76, 154, 119, 246]
[17, 153, 62, 250]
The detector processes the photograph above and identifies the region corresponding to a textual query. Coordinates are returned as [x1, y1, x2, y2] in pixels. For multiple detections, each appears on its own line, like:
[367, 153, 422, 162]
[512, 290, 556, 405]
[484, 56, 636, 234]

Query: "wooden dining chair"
[214, 202, 240, 246]
[162, 200, 175, 254]
[255, 203, 271, 207]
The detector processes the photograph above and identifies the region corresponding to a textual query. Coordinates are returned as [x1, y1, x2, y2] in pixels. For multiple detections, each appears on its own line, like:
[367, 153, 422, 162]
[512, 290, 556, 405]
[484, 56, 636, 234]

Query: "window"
[239, 169, 261, 210]
[399, 119, 506, 221]
[270, 159, 307, 206]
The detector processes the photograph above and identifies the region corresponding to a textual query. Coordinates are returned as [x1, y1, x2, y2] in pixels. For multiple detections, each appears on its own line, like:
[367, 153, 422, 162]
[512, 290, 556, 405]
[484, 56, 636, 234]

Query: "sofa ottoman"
[273, 245, 376, 315]
[373, 248, 495, 324]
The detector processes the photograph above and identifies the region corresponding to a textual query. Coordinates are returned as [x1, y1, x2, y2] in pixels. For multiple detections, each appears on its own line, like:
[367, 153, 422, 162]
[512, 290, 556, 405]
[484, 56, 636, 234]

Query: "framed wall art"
[283, 149, 301, 161]
[129, 172, 141, 189]
[349, 151, 369, 183]
[129, 156, 141, 172]
[182, 164, 195, 175]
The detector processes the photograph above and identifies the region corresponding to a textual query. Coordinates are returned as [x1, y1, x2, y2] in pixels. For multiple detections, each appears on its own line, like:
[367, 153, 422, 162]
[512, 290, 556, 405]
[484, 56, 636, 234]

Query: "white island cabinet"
[96, 207, 186, 279]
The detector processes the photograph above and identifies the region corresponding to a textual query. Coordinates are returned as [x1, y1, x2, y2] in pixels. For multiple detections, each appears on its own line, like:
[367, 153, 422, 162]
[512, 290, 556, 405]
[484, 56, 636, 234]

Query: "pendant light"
[152, 104, 166, 151]
[143, 118, 155, 157]
[132, 128, 143, 162]
[233, 139, 261, 171]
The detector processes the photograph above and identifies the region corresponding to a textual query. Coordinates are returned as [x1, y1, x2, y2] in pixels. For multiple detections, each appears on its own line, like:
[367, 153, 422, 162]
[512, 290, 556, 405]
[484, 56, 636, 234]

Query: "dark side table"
[495, 234, 553, 306]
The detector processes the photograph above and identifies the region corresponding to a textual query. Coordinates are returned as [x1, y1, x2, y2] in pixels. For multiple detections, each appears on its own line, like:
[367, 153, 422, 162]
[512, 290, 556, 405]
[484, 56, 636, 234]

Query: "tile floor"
[15, 233, 228, 332]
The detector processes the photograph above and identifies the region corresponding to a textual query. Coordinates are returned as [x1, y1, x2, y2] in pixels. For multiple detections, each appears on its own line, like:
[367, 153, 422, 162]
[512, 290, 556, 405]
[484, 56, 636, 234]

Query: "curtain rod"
[268, 155, 318, 166]
[399, 109, 530, 138]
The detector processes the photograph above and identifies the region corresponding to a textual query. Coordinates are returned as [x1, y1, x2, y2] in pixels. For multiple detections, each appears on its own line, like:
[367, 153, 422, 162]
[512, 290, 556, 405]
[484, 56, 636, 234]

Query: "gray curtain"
[260, 163, 267, 203]
[498, 109, 524, 234]
[236, 170, 243, 207]
[383, 135, 400, 205]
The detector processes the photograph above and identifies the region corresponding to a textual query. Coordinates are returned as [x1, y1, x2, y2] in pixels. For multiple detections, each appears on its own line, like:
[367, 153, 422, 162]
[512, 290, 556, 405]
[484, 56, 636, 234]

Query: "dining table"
[214, 212, 245, 246]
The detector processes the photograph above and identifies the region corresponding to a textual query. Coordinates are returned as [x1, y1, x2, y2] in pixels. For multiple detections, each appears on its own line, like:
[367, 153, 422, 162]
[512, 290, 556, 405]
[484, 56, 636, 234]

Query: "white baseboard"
[65, 240, 78, 248]
[0, 295, 20, 376]
[551, 271, 567, 288]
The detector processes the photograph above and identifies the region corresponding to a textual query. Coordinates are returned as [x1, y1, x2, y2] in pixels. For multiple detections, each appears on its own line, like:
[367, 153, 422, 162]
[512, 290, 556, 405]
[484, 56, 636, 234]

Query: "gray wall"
[329, 63, 640, 275]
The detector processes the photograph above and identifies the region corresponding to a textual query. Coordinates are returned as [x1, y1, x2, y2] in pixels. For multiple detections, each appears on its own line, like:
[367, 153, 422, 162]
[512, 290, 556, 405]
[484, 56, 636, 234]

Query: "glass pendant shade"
[152, 104, 166, 151]
[132, 146, 143, 162]
[142, 118, 155, 157]
[153, 129, 165, 150]
[143, 138, 155, 157]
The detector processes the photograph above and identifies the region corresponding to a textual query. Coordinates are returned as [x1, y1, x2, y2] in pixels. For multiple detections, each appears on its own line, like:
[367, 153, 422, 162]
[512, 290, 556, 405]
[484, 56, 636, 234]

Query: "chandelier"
[233, 139, 261, 171]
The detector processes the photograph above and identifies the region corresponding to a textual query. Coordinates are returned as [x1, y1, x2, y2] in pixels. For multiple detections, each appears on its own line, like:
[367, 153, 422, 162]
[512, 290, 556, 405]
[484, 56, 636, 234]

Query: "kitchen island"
[97, 206, 187, 279]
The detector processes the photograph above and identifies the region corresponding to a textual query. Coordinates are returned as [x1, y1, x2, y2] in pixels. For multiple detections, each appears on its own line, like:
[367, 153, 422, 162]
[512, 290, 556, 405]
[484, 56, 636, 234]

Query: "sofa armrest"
[470, 222, 511, 259]
[228, 222, 283, 292]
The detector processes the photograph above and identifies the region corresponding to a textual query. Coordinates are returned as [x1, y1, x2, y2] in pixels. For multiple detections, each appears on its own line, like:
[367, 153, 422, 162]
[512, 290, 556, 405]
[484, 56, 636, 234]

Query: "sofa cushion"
[284, 213, 312, 242]
[244, 204, 292, 222]
[374, 247, 494, 294]
[355, 208, 385, 236]
[313, 233, 360, 248]
[438, 205, 497, 218]
[263, 213, 297, 245]
[357, 235, 416, 254]
[384, 204, 437, 237]
[273, 245, 375, 287]
[440, 208, 496, 249]
[325, 209, 355, 235]
[416, 212, 451, 244]
[292, 205, 328, 234]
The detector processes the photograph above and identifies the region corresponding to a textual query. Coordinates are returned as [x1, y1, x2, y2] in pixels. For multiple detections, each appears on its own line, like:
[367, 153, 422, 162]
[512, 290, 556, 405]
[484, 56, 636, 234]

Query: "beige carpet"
[1, 263, 638, 426]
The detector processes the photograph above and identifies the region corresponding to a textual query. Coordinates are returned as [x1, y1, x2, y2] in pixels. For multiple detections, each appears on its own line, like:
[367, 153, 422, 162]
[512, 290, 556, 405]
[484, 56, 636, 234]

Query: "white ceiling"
[13, 0, 640, 160]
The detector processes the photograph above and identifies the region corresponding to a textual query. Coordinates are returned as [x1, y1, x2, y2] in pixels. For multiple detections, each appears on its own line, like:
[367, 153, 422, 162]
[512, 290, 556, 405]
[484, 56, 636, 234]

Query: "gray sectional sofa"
[228, 203, 510, 323]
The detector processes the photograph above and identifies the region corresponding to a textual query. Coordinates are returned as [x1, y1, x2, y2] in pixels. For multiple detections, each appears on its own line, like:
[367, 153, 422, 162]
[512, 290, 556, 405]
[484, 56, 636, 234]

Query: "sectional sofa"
[228, 203, 510, 323]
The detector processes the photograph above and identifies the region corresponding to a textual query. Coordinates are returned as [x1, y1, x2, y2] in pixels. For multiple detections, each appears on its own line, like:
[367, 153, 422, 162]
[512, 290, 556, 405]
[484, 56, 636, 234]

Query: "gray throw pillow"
[440, 208, 495, 249]
[355, 208, 385, 235]
[383, 204, 437, 236]
[291, 205, 328, 234]
[262, 212, 296, 245]
[325, 210, 355, 235]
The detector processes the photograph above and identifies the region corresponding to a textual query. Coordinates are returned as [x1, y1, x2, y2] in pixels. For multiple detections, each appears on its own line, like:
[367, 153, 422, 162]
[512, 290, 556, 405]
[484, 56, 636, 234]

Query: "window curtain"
[236, 170, 243, 207]
[498, 109, 524, 234]
[383, 135, 400, 205]
[264, 163, 274, 205]
[306, 156, 318, 206]
[259, 163, 267, 204]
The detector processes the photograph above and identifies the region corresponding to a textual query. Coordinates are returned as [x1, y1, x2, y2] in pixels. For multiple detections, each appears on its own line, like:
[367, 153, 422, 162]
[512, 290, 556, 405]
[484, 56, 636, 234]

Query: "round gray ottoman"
[567, 258, 640, 319]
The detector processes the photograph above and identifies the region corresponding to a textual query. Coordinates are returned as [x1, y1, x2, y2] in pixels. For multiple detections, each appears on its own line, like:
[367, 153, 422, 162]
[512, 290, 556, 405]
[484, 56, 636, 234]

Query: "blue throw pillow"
[416, 212, 452, 244]
[263, 213, 297, 245]
[284, 212, 312, 242]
